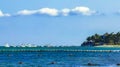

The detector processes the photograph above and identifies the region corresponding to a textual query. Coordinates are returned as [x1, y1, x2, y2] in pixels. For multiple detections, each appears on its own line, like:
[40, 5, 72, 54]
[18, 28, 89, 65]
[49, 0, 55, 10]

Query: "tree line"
[81, 32, 120, 46]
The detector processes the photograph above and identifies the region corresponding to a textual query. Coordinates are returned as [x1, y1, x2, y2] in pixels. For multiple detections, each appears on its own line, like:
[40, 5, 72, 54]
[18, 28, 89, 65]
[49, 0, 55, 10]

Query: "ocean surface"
[0, 47, 120, 67]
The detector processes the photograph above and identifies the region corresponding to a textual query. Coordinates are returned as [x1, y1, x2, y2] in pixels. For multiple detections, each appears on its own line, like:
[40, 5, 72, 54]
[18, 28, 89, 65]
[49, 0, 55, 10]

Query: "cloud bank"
[0, 6, 98, 17]
[17, 6, 96, 16]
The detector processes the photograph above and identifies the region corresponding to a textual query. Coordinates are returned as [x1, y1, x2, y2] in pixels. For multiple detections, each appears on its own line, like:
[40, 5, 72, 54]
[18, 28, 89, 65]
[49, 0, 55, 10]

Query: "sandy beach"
[95, 45, 120, 47]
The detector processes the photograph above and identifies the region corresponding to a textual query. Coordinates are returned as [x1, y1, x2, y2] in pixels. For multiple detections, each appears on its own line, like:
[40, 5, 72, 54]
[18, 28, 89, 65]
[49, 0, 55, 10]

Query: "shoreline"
[95, 45, 120, 47]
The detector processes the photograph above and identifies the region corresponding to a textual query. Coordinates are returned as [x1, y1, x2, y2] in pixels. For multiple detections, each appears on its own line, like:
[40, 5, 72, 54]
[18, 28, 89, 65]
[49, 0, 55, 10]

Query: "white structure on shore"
[4, 43, 37, 47]
[5, 43, 10, 47]
[18, 44, 37, 47]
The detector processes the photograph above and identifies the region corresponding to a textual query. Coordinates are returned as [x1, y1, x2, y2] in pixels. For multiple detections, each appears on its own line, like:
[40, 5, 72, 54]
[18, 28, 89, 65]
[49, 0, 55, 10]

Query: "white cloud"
[61, 8, 70, 16]
[17, 10, 37, 15]
[61, 6, 96, 16]
[38, 8, 59, 16]
[0, 10, 11, 17]
[71, 6, 96, 16]
[17, 8, 59, 16]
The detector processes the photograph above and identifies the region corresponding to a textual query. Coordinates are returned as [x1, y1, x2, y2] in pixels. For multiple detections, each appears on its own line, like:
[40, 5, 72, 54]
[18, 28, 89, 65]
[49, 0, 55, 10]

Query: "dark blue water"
[0, 51, 120, 67]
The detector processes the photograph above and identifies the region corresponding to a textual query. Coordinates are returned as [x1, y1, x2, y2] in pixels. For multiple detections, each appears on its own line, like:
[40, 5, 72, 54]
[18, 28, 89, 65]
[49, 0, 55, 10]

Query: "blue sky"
[0, 0, 120, 46]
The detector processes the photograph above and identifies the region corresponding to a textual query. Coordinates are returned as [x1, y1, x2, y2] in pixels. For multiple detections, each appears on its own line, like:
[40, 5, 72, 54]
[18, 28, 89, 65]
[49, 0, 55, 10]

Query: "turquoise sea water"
[0, 47, 120, 67]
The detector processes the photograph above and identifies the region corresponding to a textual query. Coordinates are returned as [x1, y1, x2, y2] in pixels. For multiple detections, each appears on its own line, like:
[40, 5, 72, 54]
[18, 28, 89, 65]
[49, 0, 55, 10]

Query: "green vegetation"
[81, 32, 120, 46]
